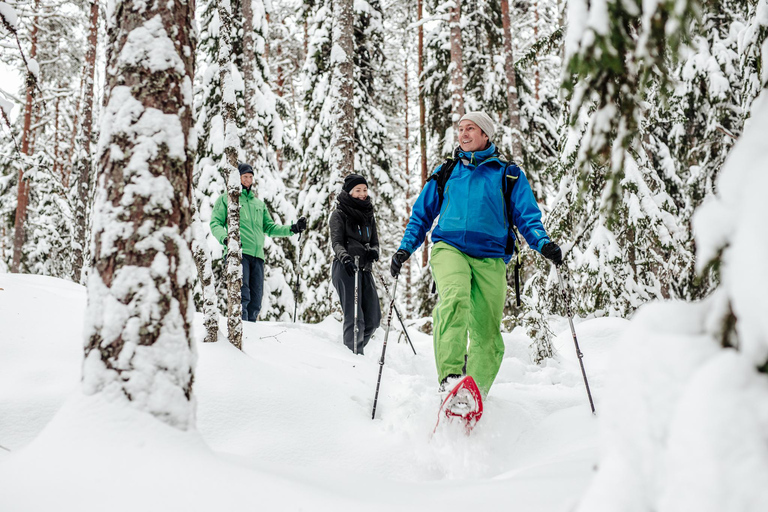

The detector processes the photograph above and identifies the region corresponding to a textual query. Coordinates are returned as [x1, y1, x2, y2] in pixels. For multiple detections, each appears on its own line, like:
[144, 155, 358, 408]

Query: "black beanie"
[238, 163, 254, 176]
[343, 174, 368, 193]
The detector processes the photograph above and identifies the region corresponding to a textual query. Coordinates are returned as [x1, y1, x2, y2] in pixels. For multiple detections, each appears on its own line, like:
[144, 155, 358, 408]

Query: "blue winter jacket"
[398, 143, 550, 264]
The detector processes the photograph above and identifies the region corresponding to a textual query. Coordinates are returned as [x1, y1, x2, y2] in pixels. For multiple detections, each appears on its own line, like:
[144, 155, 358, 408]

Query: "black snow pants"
[331, 260, 381, 355]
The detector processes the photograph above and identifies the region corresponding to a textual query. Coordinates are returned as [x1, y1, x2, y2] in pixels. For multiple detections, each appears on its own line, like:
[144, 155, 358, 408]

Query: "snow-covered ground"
[1, 273, 620, 510]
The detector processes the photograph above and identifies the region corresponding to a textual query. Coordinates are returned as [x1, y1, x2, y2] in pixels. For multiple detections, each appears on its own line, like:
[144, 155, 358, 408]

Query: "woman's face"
[350, 184, 368, 200]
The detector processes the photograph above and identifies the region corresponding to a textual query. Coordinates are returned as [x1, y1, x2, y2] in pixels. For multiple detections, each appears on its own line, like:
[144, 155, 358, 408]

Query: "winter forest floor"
[0, 273, 628, 511]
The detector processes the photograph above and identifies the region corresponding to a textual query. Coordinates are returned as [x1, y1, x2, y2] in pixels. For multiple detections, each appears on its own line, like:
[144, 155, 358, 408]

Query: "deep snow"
[1, 272, 617, 510]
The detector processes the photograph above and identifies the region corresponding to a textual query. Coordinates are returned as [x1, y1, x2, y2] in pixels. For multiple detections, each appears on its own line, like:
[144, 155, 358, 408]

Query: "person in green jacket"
[210, 163, 307, 322]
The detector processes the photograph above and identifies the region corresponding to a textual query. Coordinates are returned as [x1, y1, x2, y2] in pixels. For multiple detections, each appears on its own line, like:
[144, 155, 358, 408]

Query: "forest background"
[1, 0, 766, 358]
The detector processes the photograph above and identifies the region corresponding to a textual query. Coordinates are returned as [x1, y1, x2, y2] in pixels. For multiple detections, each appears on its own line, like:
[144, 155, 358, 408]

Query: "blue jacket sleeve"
[398, 167, 442, 254]
[509, 170, 550, 252]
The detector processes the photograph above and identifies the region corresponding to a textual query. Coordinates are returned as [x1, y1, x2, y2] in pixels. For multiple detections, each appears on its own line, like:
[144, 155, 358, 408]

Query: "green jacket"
[210, 188, 294, 260]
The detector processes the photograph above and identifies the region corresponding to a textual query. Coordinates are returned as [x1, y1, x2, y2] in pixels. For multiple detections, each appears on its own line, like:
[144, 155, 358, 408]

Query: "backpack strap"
[502, 161, 523, 307]
[426, 146, 461, 209]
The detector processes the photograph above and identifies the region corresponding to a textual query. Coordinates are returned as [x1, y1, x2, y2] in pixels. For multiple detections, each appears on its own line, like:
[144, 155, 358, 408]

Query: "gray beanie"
[459, 111, 495, 141]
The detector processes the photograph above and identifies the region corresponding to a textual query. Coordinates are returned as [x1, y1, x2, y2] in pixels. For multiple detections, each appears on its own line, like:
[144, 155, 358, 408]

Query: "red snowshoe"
[433, 375, 483, 435]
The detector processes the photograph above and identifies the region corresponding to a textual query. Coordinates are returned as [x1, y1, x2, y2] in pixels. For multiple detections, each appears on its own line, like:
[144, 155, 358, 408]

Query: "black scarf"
[337, 190, 374, 225]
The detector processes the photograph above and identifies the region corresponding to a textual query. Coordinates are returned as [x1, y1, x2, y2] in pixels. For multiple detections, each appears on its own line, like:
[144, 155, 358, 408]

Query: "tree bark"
[242, 0, 257, 159]
[404, 46, 412, 304]
[448, 0, 465, 142]
[418, 0, 429, 269]
[219, 0, 244, 350]
[82, 0, 198, 429]
[72, 0, 100, 283]
[501, 0, 522, 159]
[330, 0, 355, 175]
[191, 200, 220, 344]
[11, 0, 39, 273]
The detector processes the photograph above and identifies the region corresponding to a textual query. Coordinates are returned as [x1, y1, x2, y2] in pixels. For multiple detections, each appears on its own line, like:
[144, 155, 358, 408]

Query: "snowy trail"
[0, 273, 626, 511]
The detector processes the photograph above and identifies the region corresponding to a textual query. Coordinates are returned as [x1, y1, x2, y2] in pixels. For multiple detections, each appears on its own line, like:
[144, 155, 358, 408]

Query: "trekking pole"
[374, 268, 416, 355]
[556, 265, 596, 414]
[354, 256, 360, 355]
[293, 233, 301, 322]
[372, 277, 398, 420]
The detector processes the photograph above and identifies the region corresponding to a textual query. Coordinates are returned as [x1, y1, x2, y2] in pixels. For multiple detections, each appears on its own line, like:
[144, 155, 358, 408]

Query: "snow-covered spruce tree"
[241, 0, 299, 321]
[82, 0, 198, 428]
[297, 0, 394, 322]
[536, 0, 698, 320]
[6, 0, 86, 278]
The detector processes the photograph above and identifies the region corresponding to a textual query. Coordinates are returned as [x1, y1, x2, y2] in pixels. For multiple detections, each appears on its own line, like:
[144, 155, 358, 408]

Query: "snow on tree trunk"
[330, 0, 355, 174]
[72, 0, 99, 283]
[191, 200, 220, 343]
[448, 0, 465, 141]
[82, 0, 198, 430]
[11, 0, 39, 273]
[501, 0, 522, 159]
[218, 0, 244, 350]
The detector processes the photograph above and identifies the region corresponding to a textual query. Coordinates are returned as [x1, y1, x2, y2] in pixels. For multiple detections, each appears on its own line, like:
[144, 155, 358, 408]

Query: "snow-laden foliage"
[297, 0, 394, 322]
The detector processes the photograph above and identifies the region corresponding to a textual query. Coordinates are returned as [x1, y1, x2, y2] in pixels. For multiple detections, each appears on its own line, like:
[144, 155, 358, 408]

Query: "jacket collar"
[458, 143, 497, 167]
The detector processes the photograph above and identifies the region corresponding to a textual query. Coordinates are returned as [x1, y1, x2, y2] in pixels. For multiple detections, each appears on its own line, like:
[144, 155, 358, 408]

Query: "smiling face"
[240, 173, 254, 188]
[349, 183, 368, 200]
[458, 120, 489, 152]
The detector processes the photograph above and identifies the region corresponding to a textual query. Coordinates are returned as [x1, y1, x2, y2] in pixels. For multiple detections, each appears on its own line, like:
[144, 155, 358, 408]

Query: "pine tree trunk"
[11, 0, 39, 273]
[219, 0, 244, 350]
[418, 0, 429, 269]
[404, 50, 412, 305]
[331, 0, 355, 175]
[72, 0, 99, 283]
[242, 0, 257, 159]
[448, 0, 465, 142]
[64, 77, 83, 189]
[191, 200, 220, 344]
[501, 0, 522, 159]
[82, 0, 198, 429]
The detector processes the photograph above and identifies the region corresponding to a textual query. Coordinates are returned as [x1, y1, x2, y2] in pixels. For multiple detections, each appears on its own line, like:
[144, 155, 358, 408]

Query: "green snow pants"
[430, 242, 507, 396]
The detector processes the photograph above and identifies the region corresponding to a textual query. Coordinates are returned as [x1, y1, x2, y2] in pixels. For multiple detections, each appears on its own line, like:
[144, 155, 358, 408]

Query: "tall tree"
[448, 0, 465, 139]
[330, 0, 355, 173]
[82, 0, 198, 428]
[11, 0, 39, 273]
[218, 0, 245, 349]
[500, 0, 521, 158]
[71, 0, 99, 282]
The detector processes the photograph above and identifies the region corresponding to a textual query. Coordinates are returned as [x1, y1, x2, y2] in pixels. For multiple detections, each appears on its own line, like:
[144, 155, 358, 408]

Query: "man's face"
[240, 173, 254, 188]
[458, 120, 489, 152]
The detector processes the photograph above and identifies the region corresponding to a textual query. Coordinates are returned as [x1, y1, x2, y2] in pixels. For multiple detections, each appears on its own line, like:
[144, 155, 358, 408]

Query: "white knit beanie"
[459, 111, 495, 141]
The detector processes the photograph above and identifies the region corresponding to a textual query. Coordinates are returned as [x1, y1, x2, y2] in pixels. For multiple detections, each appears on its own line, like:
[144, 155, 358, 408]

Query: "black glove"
[366, 246, 379, 262]
[541, 241, 563, 266]
[222, 237, 228, 247]
[390, 249, 410, 277]
[290, 216, 307, 234]
[342, 256, 358, 277]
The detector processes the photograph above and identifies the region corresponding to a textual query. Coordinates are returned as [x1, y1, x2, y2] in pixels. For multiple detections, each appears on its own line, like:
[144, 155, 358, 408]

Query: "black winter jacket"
[329, 192, 380, 272]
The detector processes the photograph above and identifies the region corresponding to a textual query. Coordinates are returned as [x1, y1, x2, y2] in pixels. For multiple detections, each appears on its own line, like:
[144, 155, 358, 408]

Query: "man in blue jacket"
[390, 111, 562, 396]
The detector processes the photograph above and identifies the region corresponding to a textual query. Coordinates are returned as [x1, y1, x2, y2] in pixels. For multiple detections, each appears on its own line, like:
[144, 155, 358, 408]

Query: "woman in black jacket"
[329, 174, 382, 355]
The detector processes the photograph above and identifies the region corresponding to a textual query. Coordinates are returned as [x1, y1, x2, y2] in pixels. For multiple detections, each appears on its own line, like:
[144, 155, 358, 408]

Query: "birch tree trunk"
[191, 200, 220, 344]
[11, 0, 39, 273]
[219, 0, 244, 350]
[501, 0, 522, 159]
[72, 0, 100, 283]
[418, 0, 429, 269]
[404, 49, 412, 305]
[330, 0, 355, 176]
[82, 0, 198, 429]
[448, 0, 465, 142]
